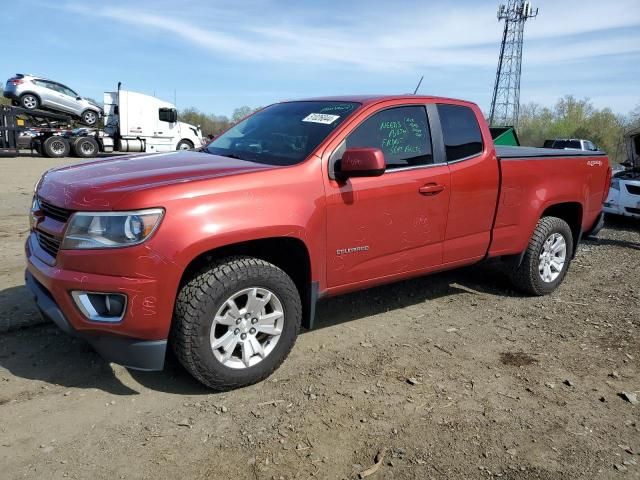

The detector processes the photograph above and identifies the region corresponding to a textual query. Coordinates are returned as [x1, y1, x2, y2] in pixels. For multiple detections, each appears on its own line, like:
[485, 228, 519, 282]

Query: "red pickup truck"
[26, 95, 610, 389]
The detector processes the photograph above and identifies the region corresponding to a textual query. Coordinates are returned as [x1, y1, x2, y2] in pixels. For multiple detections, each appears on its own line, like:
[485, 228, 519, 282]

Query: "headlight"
[61, 209, 164, 249]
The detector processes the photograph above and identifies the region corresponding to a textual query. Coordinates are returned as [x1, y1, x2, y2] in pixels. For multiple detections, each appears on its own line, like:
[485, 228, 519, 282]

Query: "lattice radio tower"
[489, 0, 538, 126]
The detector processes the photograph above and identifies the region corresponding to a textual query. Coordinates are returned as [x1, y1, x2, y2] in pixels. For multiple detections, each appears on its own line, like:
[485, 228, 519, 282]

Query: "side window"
[39, 80, 58, 92]
[60, 85, 77, 97]
[437, 104, 483, 162]
[159, 107, 177, 123]
[345, 106, 433, 169]
[50, 83, 65, 94]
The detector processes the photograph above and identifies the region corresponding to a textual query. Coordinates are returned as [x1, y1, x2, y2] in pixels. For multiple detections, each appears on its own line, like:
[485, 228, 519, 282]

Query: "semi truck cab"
[103, 89, 202, 153]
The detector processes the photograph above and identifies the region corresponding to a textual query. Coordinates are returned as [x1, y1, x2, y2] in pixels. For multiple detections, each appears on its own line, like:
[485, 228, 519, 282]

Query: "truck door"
[435, 104, 500, 263]
[154, 108, 179, 152]
[324, 104, 451, 288]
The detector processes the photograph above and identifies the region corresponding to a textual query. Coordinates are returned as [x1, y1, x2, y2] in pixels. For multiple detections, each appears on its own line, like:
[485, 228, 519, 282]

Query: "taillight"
[602, 167, 612, 202]
[9, 79, 23, 85]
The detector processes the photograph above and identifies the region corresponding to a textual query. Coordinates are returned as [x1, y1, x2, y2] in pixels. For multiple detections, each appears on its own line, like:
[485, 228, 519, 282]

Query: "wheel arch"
[177, 236, 315, 329]
[20, 91, 41, 105]
[540, 201, 583, 251]
[504, 201, 584, 268]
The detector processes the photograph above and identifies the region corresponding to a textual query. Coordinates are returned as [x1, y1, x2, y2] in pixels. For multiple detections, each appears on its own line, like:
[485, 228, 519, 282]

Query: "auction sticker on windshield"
[302, 113, 341, 124]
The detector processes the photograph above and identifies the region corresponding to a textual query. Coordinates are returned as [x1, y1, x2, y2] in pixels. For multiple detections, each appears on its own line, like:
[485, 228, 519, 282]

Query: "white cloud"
[58, 0, 640, 70]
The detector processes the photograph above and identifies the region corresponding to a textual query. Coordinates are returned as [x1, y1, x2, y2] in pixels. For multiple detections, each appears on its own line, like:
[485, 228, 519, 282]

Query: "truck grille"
[625, 207, 640, 215]
[625, 184, 640, 196]
[40, 199, 72, 223]
[36, 230, 62, 257]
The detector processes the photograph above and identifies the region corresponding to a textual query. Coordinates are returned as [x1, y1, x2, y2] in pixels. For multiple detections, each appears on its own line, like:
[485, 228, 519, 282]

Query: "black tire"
[176, 139, 194, 151]
[171, 256, 302, 390]
[71, 137, 99, 158]
[42, 136, 70, 158]
[510, 216, 574, 296]
[20, 93, 39, 110]
[80, 110, 99, 126]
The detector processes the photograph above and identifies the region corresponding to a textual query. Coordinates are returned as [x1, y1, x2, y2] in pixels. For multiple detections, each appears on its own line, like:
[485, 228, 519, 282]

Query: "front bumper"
[603, 203, 640, 218]
[25, 270, 167, 371]
[24, 231, 177, 371]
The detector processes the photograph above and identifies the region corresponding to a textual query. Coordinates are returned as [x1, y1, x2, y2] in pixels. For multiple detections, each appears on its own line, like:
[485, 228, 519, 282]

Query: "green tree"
[179, 107, 231, 138]
[517, 95, 633, 165]
[231, 106, 254, 123]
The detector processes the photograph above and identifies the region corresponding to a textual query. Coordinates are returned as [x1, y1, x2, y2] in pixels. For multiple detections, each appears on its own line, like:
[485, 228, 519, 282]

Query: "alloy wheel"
[538, 232, 567, 283]
[210, 287, 284, 369]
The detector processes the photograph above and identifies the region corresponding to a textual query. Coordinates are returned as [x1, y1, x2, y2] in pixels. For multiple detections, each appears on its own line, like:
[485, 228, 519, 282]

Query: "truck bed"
[489, 145, 609, 258]
[496, 145, 606, 159]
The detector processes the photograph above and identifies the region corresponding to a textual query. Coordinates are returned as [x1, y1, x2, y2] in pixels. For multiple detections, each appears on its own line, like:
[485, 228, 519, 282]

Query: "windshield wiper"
[202, 149, 246, 160]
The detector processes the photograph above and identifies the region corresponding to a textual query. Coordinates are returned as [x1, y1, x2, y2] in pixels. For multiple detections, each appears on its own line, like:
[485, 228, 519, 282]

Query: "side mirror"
[76, 96, 82, 101]
[335, 148, 386, 181]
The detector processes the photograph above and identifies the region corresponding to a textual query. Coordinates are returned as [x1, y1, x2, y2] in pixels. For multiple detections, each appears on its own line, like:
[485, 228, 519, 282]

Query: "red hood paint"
[37, 150, 275, 210]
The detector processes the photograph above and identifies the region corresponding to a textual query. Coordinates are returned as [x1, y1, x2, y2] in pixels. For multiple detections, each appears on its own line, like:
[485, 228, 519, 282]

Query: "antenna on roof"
[413, 76, 424, 95]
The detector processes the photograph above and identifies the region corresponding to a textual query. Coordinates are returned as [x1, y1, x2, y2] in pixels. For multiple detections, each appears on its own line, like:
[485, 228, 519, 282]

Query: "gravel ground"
[0, 155, 638, 479]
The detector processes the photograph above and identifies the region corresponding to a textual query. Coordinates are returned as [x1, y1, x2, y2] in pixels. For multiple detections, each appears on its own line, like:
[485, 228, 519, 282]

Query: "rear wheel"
[510, 216, 573, 295]
[171, 257, 301, 390]
[42, 136, 70, 158]
[81, 110, 98, 126]
[20, 93, 39, 110]
[71, 137, 99, 158]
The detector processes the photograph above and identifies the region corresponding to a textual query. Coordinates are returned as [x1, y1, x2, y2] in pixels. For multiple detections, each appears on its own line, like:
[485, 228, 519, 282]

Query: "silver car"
[3, 74, 102, 126]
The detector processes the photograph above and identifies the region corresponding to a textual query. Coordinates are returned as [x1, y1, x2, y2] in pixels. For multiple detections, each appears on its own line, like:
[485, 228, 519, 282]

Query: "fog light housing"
[71, 291, 127, 322]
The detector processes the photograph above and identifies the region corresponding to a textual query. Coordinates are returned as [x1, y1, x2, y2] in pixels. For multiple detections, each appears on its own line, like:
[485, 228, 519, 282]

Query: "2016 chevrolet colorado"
[25, 95, 611, 389]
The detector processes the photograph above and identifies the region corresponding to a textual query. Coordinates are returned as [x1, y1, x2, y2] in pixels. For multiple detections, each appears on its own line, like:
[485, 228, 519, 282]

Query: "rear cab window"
[437, 104, 483, 162]
[345, 106, 433, 169]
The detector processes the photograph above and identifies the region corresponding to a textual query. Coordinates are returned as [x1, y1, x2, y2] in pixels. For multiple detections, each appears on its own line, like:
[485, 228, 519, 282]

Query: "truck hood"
[37, 150, 275, 210]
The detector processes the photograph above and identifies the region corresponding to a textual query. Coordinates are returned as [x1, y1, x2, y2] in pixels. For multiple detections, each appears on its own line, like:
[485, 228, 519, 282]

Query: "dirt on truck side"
[0, 156, 639, 479]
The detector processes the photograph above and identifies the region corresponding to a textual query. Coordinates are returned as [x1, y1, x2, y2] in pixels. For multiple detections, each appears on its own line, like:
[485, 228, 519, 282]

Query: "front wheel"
[81, 110, 99, 126]
[171, 257, 301, 390]
[176, 139, 193, 150]
[510, 216, 574, 295]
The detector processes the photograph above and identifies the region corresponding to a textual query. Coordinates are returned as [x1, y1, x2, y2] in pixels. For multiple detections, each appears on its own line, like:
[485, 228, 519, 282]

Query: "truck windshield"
[206, 101, 360, 166]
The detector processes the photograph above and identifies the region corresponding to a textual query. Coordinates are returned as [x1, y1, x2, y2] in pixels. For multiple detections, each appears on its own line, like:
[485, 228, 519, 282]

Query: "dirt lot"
[0, 155, 639, 480]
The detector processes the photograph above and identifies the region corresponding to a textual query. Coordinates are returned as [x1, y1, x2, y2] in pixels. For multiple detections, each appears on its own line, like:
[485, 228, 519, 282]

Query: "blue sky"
[3, 0, 639, 117]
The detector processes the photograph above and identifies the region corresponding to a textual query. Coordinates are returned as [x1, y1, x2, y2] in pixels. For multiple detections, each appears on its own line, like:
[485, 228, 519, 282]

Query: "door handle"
[419, 183, 445, 195]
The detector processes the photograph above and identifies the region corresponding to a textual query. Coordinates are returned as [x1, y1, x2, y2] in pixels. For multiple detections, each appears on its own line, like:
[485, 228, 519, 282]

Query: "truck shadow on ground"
[603, 214, 640, 233]
[0, 263, 520, 396]
[583, 216, 640, 251]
